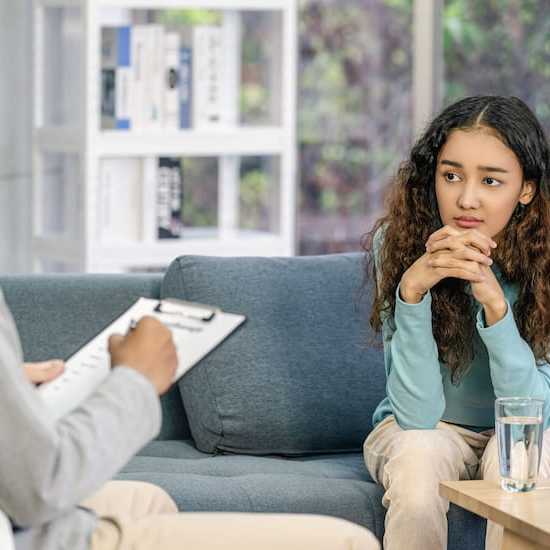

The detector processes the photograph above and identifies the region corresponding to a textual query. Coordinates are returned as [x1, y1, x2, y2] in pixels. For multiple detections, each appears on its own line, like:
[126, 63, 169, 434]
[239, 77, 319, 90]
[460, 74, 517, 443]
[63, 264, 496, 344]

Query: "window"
[298, 0, 413, 254]
[443, 0, 550, 135]
[297, 0, 549, 256]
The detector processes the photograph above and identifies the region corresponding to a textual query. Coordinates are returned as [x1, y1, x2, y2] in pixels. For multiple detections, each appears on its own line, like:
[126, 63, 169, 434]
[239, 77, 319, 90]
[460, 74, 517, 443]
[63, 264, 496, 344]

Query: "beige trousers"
[83, 480, 381, 550]
[363, 416, 550, 550]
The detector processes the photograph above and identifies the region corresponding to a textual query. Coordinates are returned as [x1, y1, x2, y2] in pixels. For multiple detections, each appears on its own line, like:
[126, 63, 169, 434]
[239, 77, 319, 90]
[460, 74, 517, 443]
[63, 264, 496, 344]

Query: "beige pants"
[363, 416, 550, 550]
[83, 480, 381, 550]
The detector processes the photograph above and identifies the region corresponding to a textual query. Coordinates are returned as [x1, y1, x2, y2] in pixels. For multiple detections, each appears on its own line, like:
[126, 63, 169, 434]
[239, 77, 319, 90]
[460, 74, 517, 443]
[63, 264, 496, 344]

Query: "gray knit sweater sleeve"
[0, 290, 162, 550]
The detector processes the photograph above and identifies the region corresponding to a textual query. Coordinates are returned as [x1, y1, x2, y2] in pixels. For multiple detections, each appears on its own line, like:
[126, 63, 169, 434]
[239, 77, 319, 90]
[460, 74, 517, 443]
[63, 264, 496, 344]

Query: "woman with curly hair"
[362, 96, 550, 550]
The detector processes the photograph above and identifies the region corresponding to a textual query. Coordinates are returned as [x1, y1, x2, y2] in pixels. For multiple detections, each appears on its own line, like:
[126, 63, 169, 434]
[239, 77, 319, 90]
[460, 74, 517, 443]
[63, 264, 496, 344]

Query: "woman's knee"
[383, 480, 447, 516]
[379, 430, 469, 500]
[388, 429, 466, 472]
[380, 436, 464, 518]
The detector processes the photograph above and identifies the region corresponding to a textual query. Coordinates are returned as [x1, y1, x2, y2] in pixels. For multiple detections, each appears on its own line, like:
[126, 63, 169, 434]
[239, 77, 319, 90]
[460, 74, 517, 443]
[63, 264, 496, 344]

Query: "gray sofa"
[1, 253, 485, 548]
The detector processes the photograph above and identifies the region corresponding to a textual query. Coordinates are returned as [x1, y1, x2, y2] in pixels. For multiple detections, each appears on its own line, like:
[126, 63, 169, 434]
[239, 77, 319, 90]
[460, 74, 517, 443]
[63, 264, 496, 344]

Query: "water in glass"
[496, 414, 543, 492]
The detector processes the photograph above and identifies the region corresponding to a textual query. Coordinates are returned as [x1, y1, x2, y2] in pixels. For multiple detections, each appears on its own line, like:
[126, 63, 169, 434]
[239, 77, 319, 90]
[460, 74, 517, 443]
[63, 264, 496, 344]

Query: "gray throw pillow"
[161, 253, 385, 456]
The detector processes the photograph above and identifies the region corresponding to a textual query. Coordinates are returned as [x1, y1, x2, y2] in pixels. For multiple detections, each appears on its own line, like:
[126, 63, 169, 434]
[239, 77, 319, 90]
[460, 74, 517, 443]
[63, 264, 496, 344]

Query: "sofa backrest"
[161, 253, 386, 455]
[0, 254, 386, 453]
[0, 274, 189, 440]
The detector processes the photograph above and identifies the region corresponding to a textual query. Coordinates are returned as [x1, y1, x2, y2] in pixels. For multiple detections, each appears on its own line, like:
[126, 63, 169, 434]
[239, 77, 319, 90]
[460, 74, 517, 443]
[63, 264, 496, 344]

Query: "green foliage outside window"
[299, 0, 549, 254]
[298, 0, 413, 253]
[157, 9, 221, 26]
[156, 2, 550, 252]
[180, 158, 218, 229]
[239, 163, 273, 232]
[443, 0, 550, 133]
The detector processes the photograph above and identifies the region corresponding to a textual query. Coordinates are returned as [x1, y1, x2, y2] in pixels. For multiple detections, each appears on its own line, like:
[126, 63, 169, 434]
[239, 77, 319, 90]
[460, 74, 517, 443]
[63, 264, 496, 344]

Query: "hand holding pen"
[109, 316, 177, 395]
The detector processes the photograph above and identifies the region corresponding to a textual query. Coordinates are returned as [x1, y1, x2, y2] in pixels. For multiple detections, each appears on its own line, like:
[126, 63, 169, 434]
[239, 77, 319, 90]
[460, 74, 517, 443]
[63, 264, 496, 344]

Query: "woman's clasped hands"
[400, 226, 507, 322]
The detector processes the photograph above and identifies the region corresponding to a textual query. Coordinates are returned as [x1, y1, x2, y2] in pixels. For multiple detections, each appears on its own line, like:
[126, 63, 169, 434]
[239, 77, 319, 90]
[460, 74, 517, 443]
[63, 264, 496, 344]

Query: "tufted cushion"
[161, 253, 385, 456]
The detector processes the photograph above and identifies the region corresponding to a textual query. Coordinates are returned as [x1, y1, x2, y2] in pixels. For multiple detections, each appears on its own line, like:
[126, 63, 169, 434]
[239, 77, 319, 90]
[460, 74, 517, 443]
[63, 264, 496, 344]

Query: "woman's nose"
[457, 182, 481, 209]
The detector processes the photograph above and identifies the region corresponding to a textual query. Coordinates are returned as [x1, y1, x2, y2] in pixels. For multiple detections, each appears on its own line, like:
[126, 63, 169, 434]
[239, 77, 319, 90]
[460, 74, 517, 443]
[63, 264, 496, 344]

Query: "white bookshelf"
[31, 0, 297, 273]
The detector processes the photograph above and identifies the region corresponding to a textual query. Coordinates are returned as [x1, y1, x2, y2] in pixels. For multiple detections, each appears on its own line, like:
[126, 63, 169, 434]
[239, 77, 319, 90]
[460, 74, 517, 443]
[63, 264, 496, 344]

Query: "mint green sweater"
[371, 234, 550, 431]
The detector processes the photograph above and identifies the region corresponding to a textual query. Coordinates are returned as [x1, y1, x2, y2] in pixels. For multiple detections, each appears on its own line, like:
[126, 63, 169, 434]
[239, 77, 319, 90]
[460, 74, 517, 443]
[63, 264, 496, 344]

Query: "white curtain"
[0, 0, 32, 273]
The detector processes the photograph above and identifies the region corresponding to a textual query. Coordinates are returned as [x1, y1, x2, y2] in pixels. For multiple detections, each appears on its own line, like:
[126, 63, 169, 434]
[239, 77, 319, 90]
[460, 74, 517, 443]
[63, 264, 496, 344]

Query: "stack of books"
[98, 156, 185, 242]
[101, 23, 225, 131]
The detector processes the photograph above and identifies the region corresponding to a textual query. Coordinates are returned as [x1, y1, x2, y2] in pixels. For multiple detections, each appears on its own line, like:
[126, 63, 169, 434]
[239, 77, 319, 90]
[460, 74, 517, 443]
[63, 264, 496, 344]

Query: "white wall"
[0, 0, 32, 273]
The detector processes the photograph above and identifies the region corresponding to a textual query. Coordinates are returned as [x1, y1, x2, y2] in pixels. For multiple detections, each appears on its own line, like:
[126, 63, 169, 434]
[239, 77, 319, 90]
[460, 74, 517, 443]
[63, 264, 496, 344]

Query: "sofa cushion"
[137, 439, 212, 460]
[161, 253, 386, 455]
[118, 452, 486, 550]
[131, 445, 372, 481]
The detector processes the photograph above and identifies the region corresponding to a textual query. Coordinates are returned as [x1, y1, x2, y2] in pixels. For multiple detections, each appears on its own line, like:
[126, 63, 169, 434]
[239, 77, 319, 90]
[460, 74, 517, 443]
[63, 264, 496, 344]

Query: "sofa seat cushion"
[127, 447, 372, 482]
[120, 473, 386, 536]
[161, 254, 386, 456]
[117, 452, 485, 549]
[138, 439, 212, 460]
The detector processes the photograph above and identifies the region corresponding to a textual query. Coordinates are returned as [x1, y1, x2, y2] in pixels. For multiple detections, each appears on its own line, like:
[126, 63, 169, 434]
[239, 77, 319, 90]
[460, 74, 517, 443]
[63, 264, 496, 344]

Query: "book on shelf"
[178, 45, 193, 129]
[148, 24, 165, 130]
[163, 32, 181, 130]
[132, 24, 164, 131]
[101, 26, 132, 130]
[156, 157, 184, 239]
[97, 156, 186, 245]
[192, 25, 224, 128]
[98, 158, 142, 242]
[100, 23, 228, 131]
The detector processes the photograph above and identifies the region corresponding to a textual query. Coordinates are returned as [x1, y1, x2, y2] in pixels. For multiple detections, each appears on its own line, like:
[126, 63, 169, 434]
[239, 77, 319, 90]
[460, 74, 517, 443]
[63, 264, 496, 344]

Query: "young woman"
[363, 96, 550, 550]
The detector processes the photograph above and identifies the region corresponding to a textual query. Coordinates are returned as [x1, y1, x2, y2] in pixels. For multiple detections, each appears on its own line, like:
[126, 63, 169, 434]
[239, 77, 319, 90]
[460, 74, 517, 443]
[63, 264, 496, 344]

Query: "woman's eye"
[483, 177, 502, 187]
[444, 172, 460, 182]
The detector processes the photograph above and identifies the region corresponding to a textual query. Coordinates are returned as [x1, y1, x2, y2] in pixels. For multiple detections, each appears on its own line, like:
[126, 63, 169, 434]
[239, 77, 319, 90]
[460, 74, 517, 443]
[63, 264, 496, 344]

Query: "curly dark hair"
[363, 96, 550, 383]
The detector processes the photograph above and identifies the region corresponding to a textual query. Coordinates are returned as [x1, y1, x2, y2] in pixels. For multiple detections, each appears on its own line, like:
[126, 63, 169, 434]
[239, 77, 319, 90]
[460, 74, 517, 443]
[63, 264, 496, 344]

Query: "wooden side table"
[440, 480, 550, 549]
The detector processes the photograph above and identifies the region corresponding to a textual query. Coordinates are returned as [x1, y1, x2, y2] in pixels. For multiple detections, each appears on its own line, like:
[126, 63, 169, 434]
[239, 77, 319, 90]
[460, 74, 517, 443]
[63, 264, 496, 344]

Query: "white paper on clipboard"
[37, 297, 245, 420]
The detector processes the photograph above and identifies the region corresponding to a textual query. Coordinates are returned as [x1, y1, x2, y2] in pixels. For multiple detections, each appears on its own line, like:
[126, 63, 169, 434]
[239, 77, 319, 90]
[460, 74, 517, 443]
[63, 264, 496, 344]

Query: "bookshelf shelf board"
[92, 235, 290, 265]
[33, 233, 291, 268]
[37, 0, 83, 7]
[97, 0, 290, 10]
[37, 0, 290, 9]
[97, 128, 286, 157]
[34, 127, 286, 156]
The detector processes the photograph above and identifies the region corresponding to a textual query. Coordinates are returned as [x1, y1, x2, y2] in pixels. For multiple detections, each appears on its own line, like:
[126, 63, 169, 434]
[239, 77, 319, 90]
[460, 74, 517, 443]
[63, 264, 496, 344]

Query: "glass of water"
[495, 397, 544, 492]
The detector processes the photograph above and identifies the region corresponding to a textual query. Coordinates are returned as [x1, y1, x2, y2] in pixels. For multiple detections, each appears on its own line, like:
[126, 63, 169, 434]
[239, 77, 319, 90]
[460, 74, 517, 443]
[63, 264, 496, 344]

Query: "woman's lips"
[454, 217, 483, 228]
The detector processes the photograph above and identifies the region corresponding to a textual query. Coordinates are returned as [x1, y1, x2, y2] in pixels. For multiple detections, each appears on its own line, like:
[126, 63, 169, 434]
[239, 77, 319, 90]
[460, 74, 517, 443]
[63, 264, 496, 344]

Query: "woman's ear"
[519, 180, 536, 205]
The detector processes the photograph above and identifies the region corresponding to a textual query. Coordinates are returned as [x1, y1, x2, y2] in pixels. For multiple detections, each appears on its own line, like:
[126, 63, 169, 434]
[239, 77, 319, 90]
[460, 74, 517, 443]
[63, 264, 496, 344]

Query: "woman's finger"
[460, 229, 496, 256]
[428, 254, 485, 277]
[427, 229, 495, 256]
[425, 225, 462, 248]
[429, 244, 493, 266]
[432, 266, 486, 283]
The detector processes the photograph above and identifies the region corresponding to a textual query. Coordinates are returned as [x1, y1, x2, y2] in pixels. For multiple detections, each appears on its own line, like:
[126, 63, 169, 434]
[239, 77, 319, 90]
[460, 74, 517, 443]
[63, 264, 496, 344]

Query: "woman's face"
[435, 128, 535, 239]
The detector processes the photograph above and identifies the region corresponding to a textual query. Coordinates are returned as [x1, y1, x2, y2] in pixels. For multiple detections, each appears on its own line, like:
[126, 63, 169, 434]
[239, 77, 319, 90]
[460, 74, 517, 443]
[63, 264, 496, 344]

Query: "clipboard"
[37, 297, 246, 421]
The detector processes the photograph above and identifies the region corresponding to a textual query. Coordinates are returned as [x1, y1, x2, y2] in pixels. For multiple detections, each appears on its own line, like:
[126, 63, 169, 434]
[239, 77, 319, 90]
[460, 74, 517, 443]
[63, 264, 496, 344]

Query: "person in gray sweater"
[0, 291, 380, 550]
